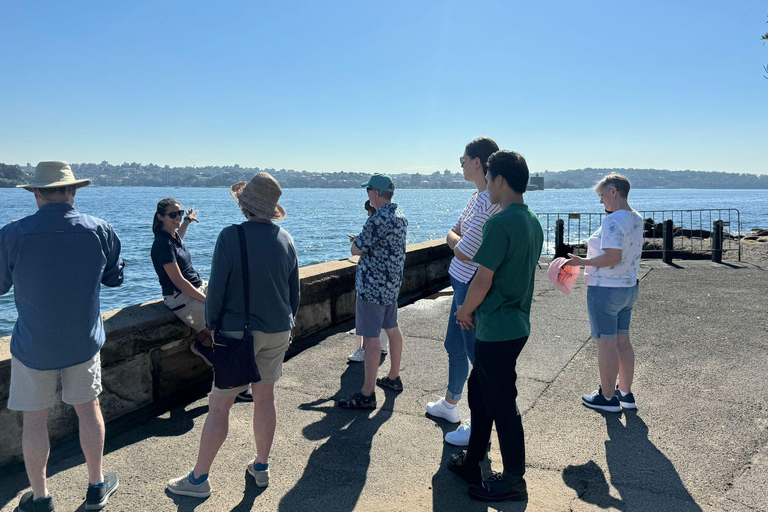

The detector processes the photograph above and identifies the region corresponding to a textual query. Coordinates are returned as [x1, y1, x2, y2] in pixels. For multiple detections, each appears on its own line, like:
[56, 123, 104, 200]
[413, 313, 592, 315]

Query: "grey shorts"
[8, 353, 102, 411]
[355, 297, 398, 338]
[164, 281, 208, 333]
[210, 329, 291, 397]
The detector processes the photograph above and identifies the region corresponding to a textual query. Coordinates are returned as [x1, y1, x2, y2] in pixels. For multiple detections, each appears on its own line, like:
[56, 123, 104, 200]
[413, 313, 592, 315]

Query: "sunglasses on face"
[165, 210, 184, 219]
[460, 156, 466, 165]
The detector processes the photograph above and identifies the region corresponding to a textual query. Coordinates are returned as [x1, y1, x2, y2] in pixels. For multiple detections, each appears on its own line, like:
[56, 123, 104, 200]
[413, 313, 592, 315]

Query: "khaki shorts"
[164, 281, 208, 333]
[210, 329, 291, 397]
[8, 353, 102, 411]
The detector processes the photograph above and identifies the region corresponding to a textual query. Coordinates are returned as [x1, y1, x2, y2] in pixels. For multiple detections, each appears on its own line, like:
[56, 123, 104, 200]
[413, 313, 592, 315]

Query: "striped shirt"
[448, 190, 501, 284]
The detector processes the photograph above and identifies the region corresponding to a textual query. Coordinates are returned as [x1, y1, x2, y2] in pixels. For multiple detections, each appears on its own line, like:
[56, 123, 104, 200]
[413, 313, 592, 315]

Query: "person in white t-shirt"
[426, 137, 501, 447]
[565, 174, 643, 413]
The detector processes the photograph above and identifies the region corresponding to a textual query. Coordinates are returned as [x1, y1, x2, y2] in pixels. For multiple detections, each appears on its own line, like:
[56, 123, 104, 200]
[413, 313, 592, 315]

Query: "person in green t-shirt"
[448, 150, 543, 503]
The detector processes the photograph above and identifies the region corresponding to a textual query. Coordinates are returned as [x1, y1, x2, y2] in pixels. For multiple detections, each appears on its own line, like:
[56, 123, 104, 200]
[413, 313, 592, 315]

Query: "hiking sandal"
[376, 376, 403, 392]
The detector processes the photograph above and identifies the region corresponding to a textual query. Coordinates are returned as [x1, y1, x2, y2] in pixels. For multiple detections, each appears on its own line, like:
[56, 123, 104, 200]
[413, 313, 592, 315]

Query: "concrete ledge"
[0, 238, 453, 466]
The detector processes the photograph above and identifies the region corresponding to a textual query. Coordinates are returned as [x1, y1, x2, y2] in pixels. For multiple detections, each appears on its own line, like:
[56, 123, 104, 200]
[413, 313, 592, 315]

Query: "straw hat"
[230, 173, 286, 221]
[18, 161, 91, 191]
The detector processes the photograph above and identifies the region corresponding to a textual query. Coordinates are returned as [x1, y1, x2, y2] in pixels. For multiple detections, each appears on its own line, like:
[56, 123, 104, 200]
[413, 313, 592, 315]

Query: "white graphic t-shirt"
[585, 210, 644, 287]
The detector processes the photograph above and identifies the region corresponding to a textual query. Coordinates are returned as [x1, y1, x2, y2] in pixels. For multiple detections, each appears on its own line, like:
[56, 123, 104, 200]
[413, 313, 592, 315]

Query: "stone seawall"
[0, 239, 452, 467]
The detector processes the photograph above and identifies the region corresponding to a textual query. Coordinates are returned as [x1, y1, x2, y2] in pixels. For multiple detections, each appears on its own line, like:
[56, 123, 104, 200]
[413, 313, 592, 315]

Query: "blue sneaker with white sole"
[615, 387, 637, 409]
[582, 387, 622, 412]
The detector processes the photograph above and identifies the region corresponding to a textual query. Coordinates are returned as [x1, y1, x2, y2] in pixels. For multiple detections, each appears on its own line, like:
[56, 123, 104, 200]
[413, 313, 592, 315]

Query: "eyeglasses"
[164, 210, 184, 219]
[459, 156, 466, 165]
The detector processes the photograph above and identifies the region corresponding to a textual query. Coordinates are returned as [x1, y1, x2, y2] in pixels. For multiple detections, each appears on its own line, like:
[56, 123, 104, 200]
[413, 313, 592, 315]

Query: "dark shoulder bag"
[212, 224, 262, 389]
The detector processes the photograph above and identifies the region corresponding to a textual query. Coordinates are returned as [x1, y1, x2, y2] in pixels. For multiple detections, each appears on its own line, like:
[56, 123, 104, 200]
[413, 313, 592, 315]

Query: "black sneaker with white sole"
[85, 472, 119, 510]
[615, 387, 637, 409]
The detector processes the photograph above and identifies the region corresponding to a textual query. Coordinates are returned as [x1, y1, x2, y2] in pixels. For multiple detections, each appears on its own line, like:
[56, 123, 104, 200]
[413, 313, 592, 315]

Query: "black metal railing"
[537, 209, 741, 262]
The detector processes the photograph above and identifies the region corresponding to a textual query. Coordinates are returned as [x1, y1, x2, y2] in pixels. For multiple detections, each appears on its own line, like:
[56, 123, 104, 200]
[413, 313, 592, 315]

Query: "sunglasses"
[164, 210, 184, 219]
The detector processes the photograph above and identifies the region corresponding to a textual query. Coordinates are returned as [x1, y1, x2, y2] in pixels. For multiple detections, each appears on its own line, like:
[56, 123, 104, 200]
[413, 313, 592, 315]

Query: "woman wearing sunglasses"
[426, 137, 501, 447]
[150, 197, 213, 365]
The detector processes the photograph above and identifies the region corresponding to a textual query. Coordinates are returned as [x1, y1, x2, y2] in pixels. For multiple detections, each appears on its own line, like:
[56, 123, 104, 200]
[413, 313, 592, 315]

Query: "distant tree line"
[1, 161, 767, 189]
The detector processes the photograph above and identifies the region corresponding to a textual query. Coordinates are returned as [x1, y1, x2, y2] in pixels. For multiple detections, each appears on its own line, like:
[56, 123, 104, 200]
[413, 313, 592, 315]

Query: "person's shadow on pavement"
[563, 411, 702, 511]
[278, 364, 396, 512]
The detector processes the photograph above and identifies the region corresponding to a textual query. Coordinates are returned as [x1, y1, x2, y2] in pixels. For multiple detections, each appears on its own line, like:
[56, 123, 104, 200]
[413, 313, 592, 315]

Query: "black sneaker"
[85, 472, 119, 510]
[338, 392, 376, 409]
[468, 472, 527, 502]
[190, 340, 213, 367]
[236, 386, 253, 402]
[582, 386, 622, 413]
[18, 492, 55, 512]
[615, 386, 637, 409]
[447, 451, 482, 485]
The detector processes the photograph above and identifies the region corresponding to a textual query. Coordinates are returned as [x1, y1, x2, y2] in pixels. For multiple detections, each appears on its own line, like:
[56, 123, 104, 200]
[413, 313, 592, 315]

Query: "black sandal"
[339, 392, 377, 409]
[376, 376, 403, 392]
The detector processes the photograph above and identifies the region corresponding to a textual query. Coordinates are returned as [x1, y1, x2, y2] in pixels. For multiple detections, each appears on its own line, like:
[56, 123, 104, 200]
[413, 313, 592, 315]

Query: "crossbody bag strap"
[236, 224, 251, 331]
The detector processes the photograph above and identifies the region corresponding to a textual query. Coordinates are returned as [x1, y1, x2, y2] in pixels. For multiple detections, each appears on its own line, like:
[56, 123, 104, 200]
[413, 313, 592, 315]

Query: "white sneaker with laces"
[445, 419, 471, 446]
[426, 398, 461, 423]
[348, 347, 365, 362]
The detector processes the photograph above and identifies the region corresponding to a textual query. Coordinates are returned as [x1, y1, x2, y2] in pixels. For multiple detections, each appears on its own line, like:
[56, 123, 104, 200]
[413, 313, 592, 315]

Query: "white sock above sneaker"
[443, 401, 457, 409]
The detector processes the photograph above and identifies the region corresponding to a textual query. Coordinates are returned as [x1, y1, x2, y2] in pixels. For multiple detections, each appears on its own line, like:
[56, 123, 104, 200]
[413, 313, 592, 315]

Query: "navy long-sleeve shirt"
[0, 202, 124, 370]
[205, 221, 299, 333]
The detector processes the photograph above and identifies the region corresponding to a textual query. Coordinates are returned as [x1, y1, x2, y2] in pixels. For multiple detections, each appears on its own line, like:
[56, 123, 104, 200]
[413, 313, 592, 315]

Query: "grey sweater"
[205, 221, 299, 333]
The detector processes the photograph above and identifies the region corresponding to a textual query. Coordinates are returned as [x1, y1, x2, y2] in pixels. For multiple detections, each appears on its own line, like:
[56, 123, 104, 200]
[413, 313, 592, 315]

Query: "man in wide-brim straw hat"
[1, 161, 124, 511]
[167, 172, 300, 498]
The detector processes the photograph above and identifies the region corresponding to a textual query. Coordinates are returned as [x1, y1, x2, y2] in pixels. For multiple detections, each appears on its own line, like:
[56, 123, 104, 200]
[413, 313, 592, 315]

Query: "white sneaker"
[380, 339, 388, 354]
[445, 420, 471, 446]
[348, 348, 365, 362]
[426, 398, 461, 423]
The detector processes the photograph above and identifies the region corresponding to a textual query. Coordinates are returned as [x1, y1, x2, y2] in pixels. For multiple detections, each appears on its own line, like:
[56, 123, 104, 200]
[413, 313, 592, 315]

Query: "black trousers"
[465, 336, 528, 478]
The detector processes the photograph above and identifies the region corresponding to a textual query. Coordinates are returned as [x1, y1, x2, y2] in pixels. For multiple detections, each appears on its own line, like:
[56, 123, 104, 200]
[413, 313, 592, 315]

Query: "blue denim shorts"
[586, 285, 639, 339]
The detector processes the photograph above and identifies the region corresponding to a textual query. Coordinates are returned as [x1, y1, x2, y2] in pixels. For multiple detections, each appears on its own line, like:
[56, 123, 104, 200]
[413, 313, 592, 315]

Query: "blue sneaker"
[582, 387, 621, 412]
[615, 387, 637, 409]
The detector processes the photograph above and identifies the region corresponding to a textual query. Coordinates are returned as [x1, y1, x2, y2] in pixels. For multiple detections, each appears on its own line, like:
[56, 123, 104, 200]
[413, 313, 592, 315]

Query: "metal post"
[555, 219, 564, 257]
[662, 219, 674, 264]
[712, 219, 723, 263]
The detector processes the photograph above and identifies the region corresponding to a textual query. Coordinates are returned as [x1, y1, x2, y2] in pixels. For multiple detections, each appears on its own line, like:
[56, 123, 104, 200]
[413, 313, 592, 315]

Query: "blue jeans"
[444, 276, 477, 402]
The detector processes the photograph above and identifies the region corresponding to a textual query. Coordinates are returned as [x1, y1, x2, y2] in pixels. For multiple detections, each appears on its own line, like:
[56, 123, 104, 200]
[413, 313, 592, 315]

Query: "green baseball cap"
[361, 173, 395, 194]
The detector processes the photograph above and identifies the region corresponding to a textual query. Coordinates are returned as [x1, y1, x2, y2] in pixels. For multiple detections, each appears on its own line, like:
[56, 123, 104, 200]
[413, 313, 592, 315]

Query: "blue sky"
[1, 1, 766, 174]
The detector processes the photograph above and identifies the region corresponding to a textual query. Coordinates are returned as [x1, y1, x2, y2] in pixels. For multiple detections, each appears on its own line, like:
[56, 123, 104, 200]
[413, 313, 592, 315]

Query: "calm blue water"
[1, 187, 766, 337]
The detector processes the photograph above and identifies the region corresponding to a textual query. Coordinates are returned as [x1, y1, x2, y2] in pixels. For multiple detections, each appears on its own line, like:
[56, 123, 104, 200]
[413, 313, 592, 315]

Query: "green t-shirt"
[473, 203, 543, 342]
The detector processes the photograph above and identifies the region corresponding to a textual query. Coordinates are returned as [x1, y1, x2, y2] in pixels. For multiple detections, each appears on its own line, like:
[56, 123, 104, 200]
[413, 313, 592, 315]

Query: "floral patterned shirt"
[354, 203, 408, 305]
[585, 210, 644, 287]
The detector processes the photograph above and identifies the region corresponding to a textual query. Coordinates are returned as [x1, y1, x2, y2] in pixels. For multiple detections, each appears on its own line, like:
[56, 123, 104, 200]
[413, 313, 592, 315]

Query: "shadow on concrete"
[277, 365, 397, 512]
[563, 411, 702, 510]
[0, 385, 209, 511]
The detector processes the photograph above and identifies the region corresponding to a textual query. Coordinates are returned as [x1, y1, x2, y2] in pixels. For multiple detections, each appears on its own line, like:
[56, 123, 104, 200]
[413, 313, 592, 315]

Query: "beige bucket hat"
[230, 172, 286, 221]
[18, 161, 91, 191]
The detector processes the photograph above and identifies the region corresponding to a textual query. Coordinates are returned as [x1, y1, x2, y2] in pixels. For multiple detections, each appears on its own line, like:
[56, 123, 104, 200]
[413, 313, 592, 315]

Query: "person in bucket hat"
[1, 161, 124, 511]
[168, 173, 299, 498]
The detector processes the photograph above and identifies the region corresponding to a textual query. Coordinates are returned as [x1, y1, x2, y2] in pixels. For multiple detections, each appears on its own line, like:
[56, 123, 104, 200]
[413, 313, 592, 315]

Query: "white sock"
[443, 401, 457, 409]
[617, 389, 629, 397]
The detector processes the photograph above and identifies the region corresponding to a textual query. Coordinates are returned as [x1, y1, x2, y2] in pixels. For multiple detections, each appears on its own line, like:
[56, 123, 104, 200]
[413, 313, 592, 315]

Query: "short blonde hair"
[595, 174, 631, 198]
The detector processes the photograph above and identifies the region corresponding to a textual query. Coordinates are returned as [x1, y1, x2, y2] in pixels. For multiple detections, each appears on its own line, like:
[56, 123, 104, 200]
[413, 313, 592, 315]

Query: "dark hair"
[153, 198, 180, 235]
[465, 137, 500, 172]
[364, 199, 376, 216]
[595, 174, 631, 198]
[37, 185, 76, 199]
[486, 151, 529, 194]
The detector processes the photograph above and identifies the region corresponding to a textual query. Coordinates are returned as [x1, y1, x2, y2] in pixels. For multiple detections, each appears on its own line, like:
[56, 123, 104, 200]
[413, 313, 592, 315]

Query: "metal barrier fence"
[538, 209, 741, 262]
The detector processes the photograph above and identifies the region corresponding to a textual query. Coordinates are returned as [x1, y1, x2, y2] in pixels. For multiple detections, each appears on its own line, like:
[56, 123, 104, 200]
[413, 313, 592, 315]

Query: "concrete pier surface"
[0, 260, 765, 511]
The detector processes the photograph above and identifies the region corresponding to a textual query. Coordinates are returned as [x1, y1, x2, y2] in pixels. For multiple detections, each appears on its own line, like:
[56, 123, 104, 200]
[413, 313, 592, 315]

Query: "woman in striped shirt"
[426, 137, 501, 447]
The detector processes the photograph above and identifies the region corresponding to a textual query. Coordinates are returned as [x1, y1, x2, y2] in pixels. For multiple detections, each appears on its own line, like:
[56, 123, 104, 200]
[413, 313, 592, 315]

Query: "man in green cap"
[339, 173, 408, 409]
